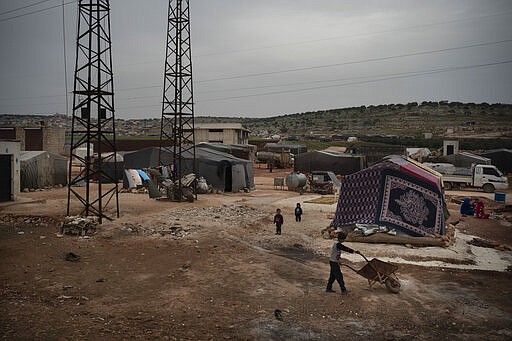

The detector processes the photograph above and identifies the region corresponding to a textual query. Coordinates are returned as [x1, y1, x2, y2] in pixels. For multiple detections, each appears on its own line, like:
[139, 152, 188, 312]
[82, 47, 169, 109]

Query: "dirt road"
[1, 169, 511, 340]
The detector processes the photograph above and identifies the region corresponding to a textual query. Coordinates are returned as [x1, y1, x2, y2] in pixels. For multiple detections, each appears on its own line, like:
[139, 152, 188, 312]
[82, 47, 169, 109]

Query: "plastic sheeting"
[20, 151, 67, 190]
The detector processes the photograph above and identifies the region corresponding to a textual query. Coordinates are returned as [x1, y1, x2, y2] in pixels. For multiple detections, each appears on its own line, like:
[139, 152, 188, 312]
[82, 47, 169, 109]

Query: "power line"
[0, 0, 56, 16]
[198, 60, 512, 103]
[77, 38, 512, 93]
[2, 59, 511, 106]
[197, 39, 512, 83]
[0, 0, 76, 23]
[91, 9, 512, 66]
[195, 10, 512, 58]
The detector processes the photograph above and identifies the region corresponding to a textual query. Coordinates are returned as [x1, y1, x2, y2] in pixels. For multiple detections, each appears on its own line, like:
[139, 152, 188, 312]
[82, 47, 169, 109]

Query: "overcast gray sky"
[0, 0, 511, 119]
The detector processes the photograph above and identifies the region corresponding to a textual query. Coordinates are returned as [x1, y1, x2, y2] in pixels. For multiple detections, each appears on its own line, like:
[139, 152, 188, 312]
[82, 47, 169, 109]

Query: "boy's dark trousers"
[326, 261, 346, 291]
[275, 223, 282, 235]
[295, 214, 301, 222]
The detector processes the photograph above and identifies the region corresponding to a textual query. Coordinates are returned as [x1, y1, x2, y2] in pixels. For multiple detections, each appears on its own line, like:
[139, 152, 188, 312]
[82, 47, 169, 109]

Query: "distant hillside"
[2, 101, 511, 139]
[198, 101, 512, 138]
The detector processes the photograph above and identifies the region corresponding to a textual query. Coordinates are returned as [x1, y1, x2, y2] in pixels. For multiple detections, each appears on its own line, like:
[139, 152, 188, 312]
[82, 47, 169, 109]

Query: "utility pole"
[67, 0, 119, 223]
[159, 0, 196, 201]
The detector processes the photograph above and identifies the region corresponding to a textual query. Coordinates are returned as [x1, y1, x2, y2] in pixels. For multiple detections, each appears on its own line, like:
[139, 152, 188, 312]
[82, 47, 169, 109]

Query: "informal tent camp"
[20, 151, 67, 190]
[294, 150, 366, 175]
[331, 155, 446, 237]
[122, 146, 254, 192]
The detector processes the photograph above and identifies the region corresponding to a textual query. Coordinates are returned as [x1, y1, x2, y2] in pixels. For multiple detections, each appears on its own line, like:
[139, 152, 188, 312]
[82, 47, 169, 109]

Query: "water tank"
[256, 151, 280, 163]
[285, 172, 307, 190]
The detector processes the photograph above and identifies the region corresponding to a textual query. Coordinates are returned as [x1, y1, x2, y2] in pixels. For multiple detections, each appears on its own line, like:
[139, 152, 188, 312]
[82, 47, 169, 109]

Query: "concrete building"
[194, 123, 249, 145]
[0, 125, 66, 155]
[443, 140, 459, 156]
[0, 141, 21, 201]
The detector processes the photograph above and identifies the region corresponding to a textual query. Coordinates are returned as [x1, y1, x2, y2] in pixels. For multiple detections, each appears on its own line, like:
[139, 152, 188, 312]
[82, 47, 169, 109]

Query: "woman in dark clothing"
[460, 197, 474, 216]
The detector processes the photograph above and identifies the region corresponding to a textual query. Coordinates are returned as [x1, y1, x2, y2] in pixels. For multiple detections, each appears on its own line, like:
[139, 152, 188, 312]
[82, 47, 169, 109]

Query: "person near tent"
[326, 231, 360, 294]
[459, 197, 474, 216]
[274, 208, 283, 235]
[473, 198, 490, 219]
[295, 203, 303, 222]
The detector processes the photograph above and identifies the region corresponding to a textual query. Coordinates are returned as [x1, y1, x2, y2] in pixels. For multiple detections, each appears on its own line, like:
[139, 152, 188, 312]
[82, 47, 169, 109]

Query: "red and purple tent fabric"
[331, 156, 446, 236]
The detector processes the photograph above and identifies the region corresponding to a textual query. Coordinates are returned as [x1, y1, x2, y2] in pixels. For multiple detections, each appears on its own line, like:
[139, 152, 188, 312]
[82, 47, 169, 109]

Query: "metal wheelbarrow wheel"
[385, 277, 400, 294]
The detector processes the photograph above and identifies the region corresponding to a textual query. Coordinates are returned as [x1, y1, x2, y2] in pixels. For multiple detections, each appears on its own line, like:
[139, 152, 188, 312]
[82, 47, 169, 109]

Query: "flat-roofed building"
[194, 123, 249, 145]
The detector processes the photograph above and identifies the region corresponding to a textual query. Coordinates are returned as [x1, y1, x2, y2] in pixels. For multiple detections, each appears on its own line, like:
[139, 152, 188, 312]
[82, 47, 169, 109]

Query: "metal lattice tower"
[67, 0, 119, 223]
[159, 0, 196, 200]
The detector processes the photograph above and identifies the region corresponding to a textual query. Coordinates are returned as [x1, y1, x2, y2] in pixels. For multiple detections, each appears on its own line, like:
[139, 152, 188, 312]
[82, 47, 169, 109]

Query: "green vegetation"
[198, 101, 512, 139]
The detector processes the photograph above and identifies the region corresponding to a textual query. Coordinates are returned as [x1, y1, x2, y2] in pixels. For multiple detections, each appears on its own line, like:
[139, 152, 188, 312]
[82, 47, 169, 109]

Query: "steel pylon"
[67, 0, 119, 223]
[159, 0, 196, 201]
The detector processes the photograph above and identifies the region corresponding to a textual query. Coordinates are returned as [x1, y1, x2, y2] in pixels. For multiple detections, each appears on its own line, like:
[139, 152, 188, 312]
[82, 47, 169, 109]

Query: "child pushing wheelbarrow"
[341, 252, 401, 293]
[326, 231, 401, 294]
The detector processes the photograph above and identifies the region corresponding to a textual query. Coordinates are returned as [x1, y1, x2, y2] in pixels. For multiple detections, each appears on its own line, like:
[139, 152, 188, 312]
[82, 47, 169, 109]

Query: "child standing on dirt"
[295, 203, 303, 222]
[326, 231, 360, 294]
[274, 208, 283, 235]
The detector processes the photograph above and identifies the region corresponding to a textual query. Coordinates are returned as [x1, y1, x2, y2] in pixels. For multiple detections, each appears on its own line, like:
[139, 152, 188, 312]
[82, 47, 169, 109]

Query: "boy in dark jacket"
[295, 203, 303, 222]
[274, 208, 283, 235]
[326, 231, 360, 294]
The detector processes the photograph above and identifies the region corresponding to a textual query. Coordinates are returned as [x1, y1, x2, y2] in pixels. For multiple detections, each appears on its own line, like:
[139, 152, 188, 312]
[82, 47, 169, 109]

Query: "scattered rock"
[63, 252, 81, 262]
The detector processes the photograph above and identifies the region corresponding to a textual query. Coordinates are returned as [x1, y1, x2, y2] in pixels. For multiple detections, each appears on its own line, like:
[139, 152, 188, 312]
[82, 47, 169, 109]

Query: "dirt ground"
[1, 167, 512, 340]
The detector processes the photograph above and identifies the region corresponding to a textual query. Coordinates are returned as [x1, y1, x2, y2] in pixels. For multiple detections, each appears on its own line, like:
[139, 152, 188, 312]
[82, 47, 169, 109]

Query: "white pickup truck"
[423, 163, 509, 193]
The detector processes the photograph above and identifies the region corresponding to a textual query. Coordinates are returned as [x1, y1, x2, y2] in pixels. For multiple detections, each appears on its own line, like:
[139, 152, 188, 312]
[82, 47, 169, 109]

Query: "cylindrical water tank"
[285, 172, 307, 190]
[256, 151, 280, 163]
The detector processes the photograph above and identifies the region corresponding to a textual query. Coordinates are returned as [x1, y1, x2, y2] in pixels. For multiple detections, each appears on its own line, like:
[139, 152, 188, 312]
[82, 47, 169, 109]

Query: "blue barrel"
[494, 192, 506, 202]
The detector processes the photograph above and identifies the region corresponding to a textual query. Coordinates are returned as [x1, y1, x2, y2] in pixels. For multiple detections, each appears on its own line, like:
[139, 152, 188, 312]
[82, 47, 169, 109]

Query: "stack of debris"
[61, 216, 99, 236]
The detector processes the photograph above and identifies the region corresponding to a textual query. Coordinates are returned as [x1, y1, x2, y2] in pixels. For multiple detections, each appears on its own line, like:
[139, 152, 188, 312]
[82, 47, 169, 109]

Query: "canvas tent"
[331, 155, 446, 237]
[194, 145, 254, 192]
[294, 150, 366, 175]
[444, 152, 491, 168]
[92, 152, 124, 183]
[20, 151, 67, 190]
[479, 149, 512, 174]
[195, 142, 255, 160]
[122, 146, 254, 192]
[123, 147, 174, 169]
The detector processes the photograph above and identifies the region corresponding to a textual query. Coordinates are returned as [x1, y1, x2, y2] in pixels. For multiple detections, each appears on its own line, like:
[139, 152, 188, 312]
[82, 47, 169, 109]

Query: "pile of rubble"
[0, 214, 61, 228]
[167, 205, 270, 228]
[61, 216, 99, 236]
[121, 222, 192, 238]
[118, 206, 269, 239]
[22, 184, 65, 192]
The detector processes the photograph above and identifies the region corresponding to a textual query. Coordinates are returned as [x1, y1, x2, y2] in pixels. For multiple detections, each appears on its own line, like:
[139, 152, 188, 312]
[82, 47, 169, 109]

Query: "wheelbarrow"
[341, 253, 401, 293]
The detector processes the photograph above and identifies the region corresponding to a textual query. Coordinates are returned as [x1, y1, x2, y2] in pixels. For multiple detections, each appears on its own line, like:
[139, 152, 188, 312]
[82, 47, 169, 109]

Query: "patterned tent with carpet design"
[331, 155, 447, 236]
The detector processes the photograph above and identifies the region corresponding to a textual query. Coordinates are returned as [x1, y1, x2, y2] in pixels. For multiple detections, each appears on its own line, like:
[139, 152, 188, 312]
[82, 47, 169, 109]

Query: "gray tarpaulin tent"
[122, 146, 254, 192]
[444, 152, 491, 168]
[20, 151, 67, 190]
[294, 150, 366, 175]
[93, 152, 124, 183]
[123, 147, 174, 169]
[479, 149, 512, 174]
[195, 145, 254, 192]
[196, 142, 254, 160]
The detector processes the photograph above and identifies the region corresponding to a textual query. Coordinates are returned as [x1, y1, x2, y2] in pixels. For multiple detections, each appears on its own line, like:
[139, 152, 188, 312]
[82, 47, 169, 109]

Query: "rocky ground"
[1, 167, 511, 340]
